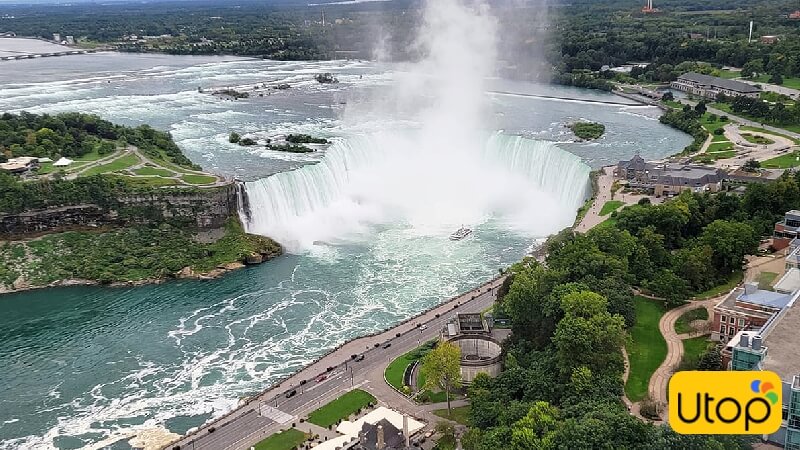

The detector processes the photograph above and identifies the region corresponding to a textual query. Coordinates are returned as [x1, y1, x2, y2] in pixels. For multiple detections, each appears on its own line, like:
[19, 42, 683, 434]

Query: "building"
[641, 0, 659, 13]
[443, 313, 504, 384]
[790, 10, 800, 20]
[320, 407, 425, 450]
[671, 72, 761, 99]
[774, 211, 800, 251]
[615, 156, 726, 197]
[761, 35, 780, 45]
[712, 282, 791, 346]
[727, 289, 800, 450]
[0, 156, 40, 174]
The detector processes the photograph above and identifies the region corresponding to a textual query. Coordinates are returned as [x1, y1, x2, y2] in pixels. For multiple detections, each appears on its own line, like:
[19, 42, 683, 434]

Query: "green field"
[694, 271, 743, 299]
[758, 271, 779, 290]
[182, 174, 217, 185]
[599, 200, 624, 216]
[254, 429, 308, 450]
[707, 142, 734, 153]
[81, 153, 141, 176]
[385, 352, 419, 391]
[674, 307, 709, 335]
[121, 176, 180, 187]
[740, 126, 800, 145]
[753, 74, 800, 90]
[741, 133, 774, 145]
[625, 296, 667, 402]
[133, 166, 174, 177]
[714, 69, 741, 80]
[307, 389, 376, 428]
[681, 336, 712, 371]
[432, 406, 471, 426]
[713, 103, 800, 134]
[663, 100, 683, 109]
[762, 152, 800, 169]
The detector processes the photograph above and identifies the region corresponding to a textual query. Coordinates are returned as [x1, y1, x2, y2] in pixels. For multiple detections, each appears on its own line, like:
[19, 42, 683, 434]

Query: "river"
[0, 53, 690, 449]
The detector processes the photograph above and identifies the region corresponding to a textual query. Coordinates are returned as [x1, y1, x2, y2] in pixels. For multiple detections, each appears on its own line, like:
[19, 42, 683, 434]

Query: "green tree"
[510, 402, 559, 450]
[421, 341, 462, 414]
[647, 269, 690, 307]
[741, 60, 763, 78]
[697, 344, 722, 371]
[700, 220, 758, 275]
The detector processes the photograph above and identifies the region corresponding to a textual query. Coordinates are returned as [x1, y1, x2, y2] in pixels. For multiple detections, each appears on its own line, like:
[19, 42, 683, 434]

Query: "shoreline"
[163, 273, 507, 450]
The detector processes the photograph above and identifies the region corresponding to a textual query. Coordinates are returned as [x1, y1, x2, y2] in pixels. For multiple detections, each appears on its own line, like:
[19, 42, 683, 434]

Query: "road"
[164, 276, 505, 450]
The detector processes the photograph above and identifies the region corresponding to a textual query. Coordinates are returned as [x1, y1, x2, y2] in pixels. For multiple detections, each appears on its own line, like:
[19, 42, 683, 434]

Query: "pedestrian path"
[259, 405, 294, 424]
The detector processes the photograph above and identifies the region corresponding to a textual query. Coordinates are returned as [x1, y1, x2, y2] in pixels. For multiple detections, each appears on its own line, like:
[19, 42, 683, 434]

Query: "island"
[0, 112, 281, 294]
[568, 121, 606, 140]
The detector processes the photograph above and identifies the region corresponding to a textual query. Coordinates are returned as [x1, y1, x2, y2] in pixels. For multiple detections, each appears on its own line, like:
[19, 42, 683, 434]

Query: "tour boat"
[449, 227, 472, 241]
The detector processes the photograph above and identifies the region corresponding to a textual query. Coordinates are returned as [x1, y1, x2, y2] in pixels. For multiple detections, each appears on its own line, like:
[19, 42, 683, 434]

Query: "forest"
[457, 171, 800, 449]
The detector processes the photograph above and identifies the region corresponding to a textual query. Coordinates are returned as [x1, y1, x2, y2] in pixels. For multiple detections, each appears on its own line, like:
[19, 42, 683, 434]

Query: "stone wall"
[0, 183, 240, 238]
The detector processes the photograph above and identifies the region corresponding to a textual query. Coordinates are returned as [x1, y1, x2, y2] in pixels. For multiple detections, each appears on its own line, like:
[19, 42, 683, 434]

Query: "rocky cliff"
[0, 183, 240, 238]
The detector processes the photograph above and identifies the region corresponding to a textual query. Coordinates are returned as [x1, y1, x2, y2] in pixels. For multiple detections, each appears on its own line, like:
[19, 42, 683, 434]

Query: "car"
[299, 379, 307, 386]
[326, 366, 334, 372]
[419, 324, 428, 331]
[355, 354, 365, 362]
[285, 389, 297, 398]
[351, 354, 358, 360]
[382, 342, 391, 349]
[316, 374, 328, 383]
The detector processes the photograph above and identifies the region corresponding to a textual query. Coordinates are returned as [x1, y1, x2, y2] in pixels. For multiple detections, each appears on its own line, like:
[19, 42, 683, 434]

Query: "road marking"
[259, 405, 294, 424]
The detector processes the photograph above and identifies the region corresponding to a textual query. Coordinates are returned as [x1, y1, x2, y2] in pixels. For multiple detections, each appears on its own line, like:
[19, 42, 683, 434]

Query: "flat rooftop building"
[671, 72, 761, 99]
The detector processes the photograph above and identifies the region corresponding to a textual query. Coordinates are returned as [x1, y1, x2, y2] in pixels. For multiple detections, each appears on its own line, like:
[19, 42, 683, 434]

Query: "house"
[712, 282, 790, 346]
[52, 157, 73, 167]
[790, 10, 800, 20]
[670, 72, 761, 99]
[774, 210, 800, 251]
[761, 35, 780, 45]
[0, 156, 40, 174]
[726, 287, 800, 450]
[687, 33, 705, 40]
[615, 156, 726, 197]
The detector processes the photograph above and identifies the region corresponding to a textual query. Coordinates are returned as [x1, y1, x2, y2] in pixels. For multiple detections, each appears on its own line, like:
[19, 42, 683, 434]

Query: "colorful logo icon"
[669, 371, 782, 434]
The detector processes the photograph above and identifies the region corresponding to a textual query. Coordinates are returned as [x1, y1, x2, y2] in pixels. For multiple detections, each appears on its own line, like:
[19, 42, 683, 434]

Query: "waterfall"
[241, 132, 590, 252]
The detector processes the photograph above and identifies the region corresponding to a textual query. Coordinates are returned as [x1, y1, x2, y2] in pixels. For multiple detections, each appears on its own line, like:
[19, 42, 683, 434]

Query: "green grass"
[714, 69, 741, 80]
[762, 152, 800, 169]
[599, 200, 624, 216]
[711, 134, 729, 143]
[701, 114, 729, 136]
[707, 142, 734, 153]
[680, 336, 712, 371]
[663, 100, 683, 109]
[119, 176, 179, 187]
[741, 133, 774, 145]
[181, 174, 217, 185]
[758, 271, 779, 290]
[385, 352, 418, 391]
[308, 389, 375, 428]
[674, 308, 709, 335]
[253, 429, 308, 450]
[432, 406, 471, 426]
[81, 153, 141, 176]
[74, 148, 112, 162]
[753, 74, 800, 90]
[740, 126, 800, 145]
[133, 166, 174, 177]
[693, 271, 743, 299]
[625, 296, 667, 402]
[712, 103, 800, 134]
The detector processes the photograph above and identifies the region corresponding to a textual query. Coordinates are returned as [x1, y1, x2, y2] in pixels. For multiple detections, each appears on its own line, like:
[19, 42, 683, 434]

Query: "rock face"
[0, 184, 239, 238]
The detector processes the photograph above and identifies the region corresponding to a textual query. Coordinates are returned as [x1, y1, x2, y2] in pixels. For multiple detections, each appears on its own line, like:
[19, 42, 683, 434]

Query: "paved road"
[164, 277, 504, 450]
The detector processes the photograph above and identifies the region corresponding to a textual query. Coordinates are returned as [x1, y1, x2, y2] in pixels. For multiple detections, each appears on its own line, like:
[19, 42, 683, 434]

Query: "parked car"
[382, 342, 391, 349]
[355, 354, 365, 362]
[285, 389, 297, 398]
[316, 374, 328, 383]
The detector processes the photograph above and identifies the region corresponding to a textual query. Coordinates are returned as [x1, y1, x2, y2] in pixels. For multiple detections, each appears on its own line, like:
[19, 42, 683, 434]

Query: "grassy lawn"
[599, 200, 624, 216]
[711, 133, 729, 143]
[741, 133, 774, 145]
[753, 74, 800, 90]
[713, 103, 800, 134]
[707, 142, 734, 153]
[81, 153, 141, 176]
[120, 176, 179, 187]
[715, 69, 741, 79]
[253, 429, 308, 450]
[133, 166, 174, 177]
[663, 100, 683, 109]
[674, 308, 709, 335]
[182, 174, 217, 185]
[385, 352, 418, 391]
[680, 336, 712, 371]
[694, 271, 743, 299]
[702, 114, 730, 136]
[758, 271, 779, 290]
[432, 406, 471, 426]
[625, 296, 667, 402]
[308, 389, 376, 428]
[763, 152, 800, 169]
[740, 126, 800, 145]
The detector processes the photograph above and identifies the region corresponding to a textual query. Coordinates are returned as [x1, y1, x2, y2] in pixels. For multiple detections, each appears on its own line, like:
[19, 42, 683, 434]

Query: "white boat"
[449, 227, 472, 241]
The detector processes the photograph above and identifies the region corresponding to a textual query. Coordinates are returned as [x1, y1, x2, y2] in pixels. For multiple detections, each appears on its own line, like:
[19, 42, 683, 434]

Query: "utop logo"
[669, 371, 782, 434]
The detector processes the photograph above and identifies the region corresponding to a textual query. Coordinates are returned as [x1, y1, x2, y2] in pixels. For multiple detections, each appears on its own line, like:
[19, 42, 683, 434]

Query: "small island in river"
[568, 121, 606, 141]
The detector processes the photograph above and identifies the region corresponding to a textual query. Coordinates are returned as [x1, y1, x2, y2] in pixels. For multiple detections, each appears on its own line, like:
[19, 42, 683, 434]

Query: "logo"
[669, 371, 782, 434]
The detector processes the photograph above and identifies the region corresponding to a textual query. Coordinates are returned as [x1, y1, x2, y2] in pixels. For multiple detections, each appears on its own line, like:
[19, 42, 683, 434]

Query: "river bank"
[0, 218, 282, 296]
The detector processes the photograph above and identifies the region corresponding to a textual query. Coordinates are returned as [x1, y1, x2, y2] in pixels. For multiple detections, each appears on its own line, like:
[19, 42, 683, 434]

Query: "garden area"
[307, 389, 376, 428]
[253, 429, 309, 450]
[763, 151, 800, 169]
[679, 336, 714, 371]
[384, 339, 450, 403]
[693, 271, 743, 299]
[432, 405, 471, 426]
[741, 133, 774, 145]
[625, 296, 667, 402]
[599, 200, 624, 216]
[674, 307, 708, 335]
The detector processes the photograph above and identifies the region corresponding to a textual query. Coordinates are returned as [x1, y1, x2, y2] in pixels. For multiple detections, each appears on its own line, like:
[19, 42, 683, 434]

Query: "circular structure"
[446, 334, 503, 384]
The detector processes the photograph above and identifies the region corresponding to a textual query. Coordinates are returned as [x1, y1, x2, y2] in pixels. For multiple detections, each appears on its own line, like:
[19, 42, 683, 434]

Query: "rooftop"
[715, 286, 786, 321]
[775, 268, 800, 294]
[763, 301, 800, 381]
[677, 72, 761, 94]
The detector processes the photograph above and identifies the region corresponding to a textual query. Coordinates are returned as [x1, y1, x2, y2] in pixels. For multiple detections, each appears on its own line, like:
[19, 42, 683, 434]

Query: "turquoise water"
[0, 54, 691, 448]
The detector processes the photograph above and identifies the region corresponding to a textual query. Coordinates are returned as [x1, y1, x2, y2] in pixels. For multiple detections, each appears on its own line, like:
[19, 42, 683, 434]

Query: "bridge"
[0, 49, 99, 61]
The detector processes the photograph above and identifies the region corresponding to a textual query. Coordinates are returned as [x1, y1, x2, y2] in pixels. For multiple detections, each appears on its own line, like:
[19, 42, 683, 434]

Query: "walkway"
[575, 166, 653, 233]
[647, 297, 718, 420]
[713, 123, 795, 168]
[706, 106, 800, 141]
